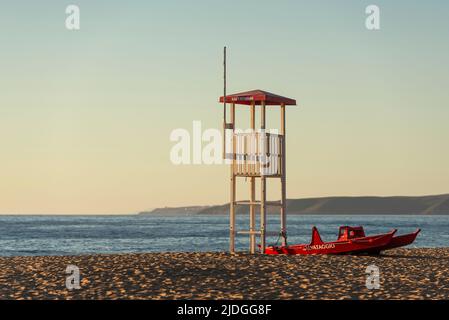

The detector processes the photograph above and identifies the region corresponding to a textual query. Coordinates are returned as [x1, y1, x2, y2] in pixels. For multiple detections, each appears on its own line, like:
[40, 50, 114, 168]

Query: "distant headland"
[140, 194, 449, 216]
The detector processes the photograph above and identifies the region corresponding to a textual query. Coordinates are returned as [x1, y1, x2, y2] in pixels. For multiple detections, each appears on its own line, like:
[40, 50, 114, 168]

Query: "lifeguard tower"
[219, 89, 297, 254]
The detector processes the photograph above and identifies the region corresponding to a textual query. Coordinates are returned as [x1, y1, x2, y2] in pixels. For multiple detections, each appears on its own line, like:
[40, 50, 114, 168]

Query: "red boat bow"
[365, 228, 421, 254]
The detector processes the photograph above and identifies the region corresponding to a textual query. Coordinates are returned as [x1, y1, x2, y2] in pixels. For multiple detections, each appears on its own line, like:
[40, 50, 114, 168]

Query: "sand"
[0, 248, 448, 300]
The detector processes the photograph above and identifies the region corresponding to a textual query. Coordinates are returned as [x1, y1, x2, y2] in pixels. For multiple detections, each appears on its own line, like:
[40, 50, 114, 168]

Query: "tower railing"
[232, 132, 284, 177]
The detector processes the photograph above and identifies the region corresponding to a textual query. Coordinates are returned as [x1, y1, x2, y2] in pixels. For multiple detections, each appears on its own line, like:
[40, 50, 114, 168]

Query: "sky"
[0, 0, 448, 214]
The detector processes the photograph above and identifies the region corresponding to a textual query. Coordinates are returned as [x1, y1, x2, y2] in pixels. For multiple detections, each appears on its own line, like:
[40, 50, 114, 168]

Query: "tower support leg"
[280, 176, 287, 246]
[229, 103, 236, 253]
[260, 176, 267, 253]
[280, 104, 287, 246]
[249, 177, 256, 254]
[249, 102, 256, 254]
[230, 174, 235, 253]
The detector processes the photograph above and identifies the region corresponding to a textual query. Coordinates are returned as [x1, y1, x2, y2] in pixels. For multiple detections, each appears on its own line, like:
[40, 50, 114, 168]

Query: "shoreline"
[1, 248, 448, 300]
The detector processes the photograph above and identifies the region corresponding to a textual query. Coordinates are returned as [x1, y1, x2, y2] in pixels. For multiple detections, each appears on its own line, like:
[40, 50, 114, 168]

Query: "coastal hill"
[140, 194, 449, 215]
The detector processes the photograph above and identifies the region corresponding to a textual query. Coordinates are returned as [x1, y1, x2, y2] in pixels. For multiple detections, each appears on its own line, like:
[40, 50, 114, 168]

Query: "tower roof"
[219, 89, 297, 106]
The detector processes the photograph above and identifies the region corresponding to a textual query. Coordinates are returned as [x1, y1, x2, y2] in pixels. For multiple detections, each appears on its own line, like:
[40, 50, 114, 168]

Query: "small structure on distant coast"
[219, 47, 297, 254]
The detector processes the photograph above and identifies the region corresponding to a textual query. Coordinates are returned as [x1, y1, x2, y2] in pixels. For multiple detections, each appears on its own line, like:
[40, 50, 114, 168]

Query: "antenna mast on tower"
[223, 46, 227, 159]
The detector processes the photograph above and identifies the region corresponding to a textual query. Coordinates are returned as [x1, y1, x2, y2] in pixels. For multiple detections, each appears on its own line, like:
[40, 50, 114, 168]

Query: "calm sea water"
[0, 215, 448, 256]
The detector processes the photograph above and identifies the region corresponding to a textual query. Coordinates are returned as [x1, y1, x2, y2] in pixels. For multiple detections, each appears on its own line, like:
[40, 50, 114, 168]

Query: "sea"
[0, 215, 448, 256]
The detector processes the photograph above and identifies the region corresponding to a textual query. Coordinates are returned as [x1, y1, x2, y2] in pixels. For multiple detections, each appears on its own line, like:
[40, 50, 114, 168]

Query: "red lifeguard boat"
[264, 226, 421, 255]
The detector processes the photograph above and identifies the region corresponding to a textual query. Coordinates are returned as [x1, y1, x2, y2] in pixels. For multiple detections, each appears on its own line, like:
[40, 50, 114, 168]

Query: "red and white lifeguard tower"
[219, 89, 297, 254]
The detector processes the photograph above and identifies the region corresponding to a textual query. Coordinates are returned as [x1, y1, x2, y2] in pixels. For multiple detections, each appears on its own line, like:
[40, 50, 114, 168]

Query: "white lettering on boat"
[305, 244, 336, 251]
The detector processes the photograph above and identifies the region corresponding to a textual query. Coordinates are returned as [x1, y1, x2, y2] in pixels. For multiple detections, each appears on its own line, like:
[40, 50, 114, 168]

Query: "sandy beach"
[0, 248, 448, 300]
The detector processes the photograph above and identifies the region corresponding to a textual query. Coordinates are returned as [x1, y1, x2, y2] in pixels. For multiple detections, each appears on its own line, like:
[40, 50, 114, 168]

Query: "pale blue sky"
[1, 1, 448, 213]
